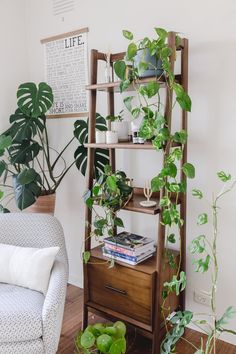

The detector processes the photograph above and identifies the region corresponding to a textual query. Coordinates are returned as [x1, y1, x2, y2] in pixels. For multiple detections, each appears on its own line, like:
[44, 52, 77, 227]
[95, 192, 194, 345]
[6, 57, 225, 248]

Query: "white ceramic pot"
[111, 121, 129, 142]
[106, 131, 118, 144]
[96, 130, 106, 143]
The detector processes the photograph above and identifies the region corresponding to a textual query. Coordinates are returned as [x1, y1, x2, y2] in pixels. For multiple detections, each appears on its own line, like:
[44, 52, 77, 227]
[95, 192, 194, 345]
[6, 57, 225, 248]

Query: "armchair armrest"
[42, 260, 68, 354]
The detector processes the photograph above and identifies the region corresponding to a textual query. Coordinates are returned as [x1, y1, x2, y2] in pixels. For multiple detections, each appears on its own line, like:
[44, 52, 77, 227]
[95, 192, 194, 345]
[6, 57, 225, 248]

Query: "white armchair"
[0, 213, 69, 354]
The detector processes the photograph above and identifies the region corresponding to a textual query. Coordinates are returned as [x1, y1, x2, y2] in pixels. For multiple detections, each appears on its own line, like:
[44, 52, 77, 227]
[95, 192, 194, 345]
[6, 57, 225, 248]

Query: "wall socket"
[194, 290, 211, 307]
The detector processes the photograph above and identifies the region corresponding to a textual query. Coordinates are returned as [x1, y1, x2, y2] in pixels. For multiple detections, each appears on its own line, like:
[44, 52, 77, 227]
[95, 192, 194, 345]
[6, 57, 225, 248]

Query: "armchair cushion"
[0, 243, 59, 295]
[0, 283, 44, 343]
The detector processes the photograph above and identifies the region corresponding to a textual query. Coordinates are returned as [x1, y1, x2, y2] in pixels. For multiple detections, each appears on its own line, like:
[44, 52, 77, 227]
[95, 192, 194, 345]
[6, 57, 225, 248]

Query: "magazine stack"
[102, 231, 156, 265]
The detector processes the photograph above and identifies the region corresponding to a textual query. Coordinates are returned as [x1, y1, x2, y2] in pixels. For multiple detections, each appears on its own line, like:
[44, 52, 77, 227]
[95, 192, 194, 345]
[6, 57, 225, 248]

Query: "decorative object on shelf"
[106, 131, 118, 144]
[106, 110, 129, 142]
[83, 165, 133, 263]
[96, 130, 106, 144]
[0, 83, 109, 212]
[75, 321, 127, 354]
[140, 180, 157, 208]
[162, 172, 236, 354]
[104, 50, 112, 83]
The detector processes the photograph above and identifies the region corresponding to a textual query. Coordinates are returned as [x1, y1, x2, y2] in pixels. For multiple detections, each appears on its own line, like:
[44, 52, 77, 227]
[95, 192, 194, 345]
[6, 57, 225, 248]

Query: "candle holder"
[140, 180, 157, 207]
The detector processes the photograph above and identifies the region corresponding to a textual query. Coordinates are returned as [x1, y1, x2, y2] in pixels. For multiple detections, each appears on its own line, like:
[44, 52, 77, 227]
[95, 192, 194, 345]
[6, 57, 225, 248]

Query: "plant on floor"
[83, 164, 133, 263]
[114, 26, 193, 341]
[0, 82, 109, 210]
[75, 321, 127, 354]
[161, 172, 236, 354]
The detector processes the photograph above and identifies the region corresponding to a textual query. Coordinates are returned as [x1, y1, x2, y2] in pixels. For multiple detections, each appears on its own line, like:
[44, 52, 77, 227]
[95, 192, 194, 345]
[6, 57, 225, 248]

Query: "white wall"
[10, 0, 236, 345]
[0, 0, 29, 131]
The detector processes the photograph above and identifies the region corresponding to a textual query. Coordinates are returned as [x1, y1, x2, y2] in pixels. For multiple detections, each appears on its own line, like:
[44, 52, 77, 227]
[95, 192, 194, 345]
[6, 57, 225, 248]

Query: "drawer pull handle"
[105, 285, 127, 296]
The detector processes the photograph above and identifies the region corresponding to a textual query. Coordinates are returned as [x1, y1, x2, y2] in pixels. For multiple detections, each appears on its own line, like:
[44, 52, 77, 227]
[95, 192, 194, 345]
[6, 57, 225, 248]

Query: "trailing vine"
[114, 26, 194, 345]
[161, 172, 236, 353]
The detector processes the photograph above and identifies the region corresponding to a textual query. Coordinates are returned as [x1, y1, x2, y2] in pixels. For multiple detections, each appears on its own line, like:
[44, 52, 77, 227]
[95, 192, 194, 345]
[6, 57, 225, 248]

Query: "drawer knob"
[105, 284, 127, 296]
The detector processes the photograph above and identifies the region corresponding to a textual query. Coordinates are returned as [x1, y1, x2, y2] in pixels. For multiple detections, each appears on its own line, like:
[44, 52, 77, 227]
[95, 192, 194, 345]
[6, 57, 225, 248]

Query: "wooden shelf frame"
[82, 33, 189, 354]
[84, 141, 181, 150]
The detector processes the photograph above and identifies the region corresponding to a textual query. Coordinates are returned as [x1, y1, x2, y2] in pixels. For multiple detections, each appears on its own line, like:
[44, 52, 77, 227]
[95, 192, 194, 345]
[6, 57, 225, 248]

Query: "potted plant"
[106, 110, 129, 142]
[0, 82, 109, 213]
[75, 321, 127, 354]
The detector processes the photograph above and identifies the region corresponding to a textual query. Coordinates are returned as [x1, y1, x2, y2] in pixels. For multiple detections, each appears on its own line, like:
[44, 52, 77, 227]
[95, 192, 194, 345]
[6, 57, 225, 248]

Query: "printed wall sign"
[41, 27, 89, 118]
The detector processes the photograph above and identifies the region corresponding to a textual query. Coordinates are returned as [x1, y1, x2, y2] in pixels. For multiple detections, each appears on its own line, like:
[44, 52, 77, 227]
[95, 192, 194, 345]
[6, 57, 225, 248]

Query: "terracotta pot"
[26, 193, 56, 215]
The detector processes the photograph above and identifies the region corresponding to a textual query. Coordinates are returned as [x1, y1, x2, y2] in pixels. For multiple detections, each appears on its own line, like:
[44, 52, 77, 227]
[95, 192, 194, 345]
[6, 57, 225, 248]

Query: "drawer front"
[88, 260, 154, 325]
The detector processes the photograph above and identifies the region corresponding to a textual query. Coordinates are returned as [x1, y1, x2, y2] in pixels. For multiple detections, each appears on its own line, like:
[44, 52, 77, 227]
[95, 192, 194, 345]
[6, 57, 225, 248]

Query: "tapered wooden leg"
[82, 305, 88, 330]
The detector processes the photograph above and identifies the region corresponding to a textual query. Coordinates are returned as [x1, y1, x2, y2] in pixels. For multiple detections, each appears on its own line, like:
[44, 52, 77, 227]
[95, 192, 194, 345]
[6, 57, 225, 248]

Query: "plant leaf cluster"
[75, 321, 126, 354]
[0, 82, 109, 210]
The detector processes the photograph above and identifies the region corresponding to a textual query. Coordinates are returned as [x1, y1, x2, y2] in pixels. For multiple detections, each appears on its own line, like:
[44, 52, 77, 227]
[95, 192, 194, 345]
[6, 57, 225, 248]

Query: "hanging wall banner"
[41, 27, 89, 118]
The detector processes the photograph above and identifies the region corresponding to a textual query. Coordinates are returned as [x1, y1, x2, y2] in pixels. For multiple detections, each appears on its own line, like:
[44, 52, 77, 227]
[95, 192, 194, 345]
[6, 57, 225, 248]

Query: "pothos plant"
[75, 321, 126, 354]
[114, 26, 194, 346]
[161, 171, 236, 354]
[83, 165, 133, 263]
[0, 81, 109, 210]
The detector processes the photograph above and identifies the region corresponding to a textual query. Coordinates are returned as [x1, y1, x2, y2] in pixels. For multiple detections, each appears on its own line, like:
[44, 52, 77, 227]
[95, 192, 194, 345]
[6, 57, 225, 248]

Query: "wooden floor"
[58, 285, 236, 354]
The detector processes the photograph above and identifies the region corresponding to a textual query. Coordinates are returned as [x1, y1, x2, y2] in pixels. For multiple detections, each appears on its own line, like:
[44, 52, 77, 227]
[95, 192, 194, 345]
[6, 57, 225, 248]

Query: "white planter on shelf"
[95, 130, 106, 144]
[106, 131, 118, 144]
[111, 121, 129, 142]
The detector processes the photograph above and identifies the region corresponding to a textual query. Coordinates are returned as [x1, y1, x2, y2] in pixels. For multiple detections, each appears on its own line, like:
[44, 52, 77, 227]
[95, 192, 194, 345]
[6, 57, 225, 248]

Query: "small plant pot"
[111, 121, 129, 142]
[106, 131, 118, 144]
[134, 49, 163, 78]
[96, 130, 106, 143]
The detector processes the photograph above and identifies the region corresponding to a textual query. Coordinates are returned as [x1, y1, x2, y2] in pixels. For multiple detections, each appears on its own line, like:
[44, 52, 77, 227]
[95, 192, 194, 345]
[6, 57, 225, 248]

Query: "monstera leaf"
[9, 140, 41, 164]
[4, 108, 46, 142]
[13, 168, 42, 210]
[17, 82, 53, 118]
[74, 114, 109, 179]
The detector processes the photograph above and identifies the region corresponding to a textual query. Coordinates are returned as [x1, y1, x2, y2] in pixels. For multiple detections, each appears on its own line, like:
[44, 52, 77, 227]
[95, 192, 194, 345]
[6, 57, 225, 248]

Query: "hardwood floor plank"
[58, 285, 236, 354]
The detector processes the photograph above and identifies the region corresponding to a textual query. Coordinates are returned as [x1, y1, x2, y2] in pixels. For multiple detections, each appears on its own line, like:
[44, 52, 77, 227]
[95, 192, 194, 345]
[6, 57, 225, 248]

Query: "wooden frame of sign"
[41, 27, 89, 119]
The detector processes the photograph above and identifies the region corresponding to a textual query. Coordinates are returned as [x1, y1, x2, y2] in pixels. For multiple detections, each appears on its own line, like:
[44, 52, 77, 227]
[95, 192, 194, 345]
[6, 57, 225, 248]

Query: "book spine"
[103, 252, 137, 265]
[104, 244, 137, 256]
[104, 249, 139, 261]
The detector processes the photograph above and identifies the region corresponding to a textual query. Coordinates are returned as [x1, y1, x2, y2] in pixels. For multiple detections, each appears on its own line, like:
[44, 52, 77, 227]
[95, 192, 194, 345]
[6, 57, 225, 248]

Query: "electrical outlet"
[194, 290, 211, 307]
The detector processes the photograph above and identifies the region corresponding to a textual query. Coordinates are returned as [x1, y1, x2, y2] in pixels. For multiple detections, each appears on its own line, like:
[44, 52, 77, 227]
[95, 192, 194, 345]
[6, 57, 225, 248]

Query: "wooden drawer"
[88, 260, 155, 326]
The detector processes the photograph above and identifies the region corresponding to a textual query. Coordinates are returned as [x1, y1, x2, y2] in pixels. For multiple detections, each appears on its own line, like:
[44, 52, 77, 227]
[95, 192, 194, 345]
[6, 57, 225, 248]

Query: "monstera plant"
[0, 82, 109, 210]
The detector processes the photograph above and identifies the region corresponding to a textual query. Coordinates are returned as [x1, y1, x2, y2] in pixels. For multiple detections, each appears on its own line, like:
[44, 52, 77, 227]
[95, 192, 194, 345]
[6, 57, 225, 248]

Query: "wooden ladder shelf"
[83, 32, 189, 354]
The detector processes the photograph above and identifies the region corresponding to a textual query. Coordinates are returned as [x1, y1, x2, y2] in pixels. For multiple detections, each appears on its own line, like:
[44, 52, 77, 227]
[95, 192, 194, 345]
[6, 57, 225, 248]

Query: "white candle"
[96, 130, 106, 144]
[106, 131, 118, 144]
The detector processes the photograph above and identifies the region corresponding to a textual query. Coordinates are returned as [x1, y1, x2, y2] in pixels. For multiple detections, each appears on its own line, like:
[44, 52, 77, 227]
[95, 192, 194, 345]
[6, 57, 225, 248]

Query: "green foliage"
[83, 166, 133, 239]
[75, 321, 126, 354]
[74, 114, 109, 179]
[0, 81, 97, 211]
[192, 189, 203, 199]
[217, 171, 231, 182]
[197, 213, 208, 225]
[216, 307, 236, 328]
[182, 162, 195, 179]
[122, 30, 133, 40]
[114, 61, 126, 81]
[161, 311, 193, 354]
[13, 169, 42, 210]
[164, 271, 186, 296]
[17, 82, 53, 118]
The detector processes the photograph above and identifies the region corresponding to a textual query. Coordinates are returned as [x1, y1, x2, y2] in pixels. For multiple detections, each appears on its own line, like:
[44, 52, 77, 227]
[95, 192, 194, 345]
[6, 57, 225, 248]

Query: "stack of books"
[102, 231, 156, 265]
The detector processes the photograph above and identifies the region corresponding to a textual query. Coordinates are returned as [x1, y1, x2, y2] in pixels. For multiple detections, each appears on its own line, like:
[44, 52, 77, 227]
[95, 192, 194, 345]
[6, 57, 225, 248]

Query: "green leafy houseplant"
[113, 25, 194, 340]
[161, 172, 236, 354]
[0, 82, 109, 210]
[83, 165, 133, 263]
[75, 321, 126, 354]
